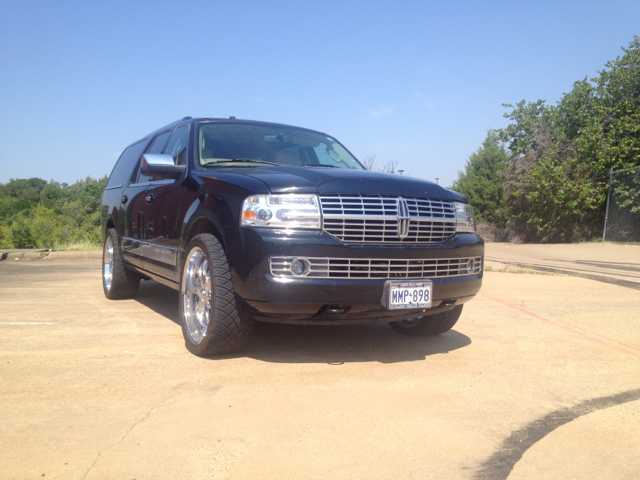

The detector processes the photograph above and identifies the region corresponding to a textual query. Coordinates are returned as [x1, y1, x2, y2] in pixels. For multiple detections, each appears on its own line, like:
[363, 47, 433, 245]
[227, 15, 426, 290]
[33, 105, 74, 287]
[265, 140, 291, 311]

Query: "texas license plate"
[389, 281, 432, 309]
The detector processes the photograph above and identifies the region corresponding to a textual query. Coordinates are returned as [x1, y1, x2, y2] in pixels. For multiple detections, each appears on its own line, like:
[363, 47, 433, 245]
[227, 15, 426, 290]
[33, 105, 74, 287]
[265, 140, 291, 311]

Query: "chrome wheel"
[182, 247, 212, 345]
[103, 235, 114, 292]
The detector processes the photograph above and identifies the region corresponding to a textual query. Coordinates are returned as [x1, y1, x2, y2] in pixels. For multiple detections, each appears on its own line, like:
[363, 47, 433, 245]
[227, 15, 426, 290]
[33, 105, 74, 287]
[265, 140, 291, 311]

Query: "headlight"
[455, 202, 476, 232]
[241, 194, 321, 229]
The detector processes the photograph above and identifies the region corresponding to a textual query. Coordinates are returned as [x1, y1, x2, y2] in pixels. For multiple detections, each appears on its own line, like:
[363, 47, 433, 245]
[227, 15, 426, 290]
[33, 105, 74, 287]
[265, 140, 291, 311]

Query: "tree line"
[452, 36, 640, 242]
[0, 177, 107, 249]
[2, 37, 638, 249]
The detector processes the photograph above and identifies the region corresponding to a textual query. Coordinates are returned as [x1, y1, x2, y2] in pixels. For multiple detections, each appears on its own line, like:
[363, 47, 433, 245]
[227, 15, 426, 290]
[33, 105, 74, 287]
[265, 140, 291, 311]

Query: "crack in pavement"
[80, 382, 199, 480]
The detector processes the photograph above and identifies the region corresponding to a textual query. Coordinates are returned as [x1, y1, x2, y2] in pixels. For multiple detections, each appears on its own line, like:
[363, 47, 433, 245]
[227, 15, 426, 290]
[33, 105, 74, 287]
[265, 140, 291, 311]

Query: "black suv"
[101, 117, 483, 356]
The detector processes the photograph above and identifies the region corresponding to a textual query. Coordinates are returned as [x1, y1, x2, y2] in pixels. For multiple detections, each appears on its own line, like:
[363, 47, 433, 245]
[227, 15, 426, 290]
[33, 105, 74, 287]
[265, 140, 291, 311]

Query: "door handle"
[121, 195, 128, 204]
[145, 193, 154, 205]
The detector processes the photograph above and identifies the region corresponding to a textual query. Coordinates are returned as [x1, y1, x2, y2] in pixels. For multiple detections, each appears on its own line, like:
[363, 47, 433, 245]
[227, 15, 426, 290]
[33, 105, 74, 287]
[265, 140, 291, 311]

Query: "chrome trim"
[120, 237, 182, 250]
[319, 195, 456, 218]
[397, 197, 410, 239]
[142, 153, 175, 166]
[142, 243, 177, 266]
[322, 218, 457, 244]
[121, 237, 183, 266]
[319, 194, 457, 244]
[104, 184, 123, 190]
[149, 179, 175, 186]
[270, 256, 482, 279]
[128, 180, 175, 188]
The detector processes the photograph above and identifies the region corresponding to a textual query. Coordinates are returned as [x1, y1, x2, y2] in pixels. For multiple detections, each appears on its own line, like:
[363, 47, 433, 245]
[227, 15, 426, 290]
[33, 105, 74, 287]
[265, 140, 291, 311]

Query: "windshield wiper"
[301, 164, 341, 168]
[204, 158, 280, 166]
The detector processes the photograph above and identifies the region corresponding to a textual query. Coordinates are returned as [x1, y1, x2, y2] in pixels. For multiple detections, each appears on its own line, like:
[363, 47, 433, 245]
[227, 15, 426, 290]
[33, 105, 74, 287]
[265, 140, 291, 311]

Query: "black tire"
[179, 233, 254, 356]
[389, 305, 463, 336]
[102, 228, 140, 299]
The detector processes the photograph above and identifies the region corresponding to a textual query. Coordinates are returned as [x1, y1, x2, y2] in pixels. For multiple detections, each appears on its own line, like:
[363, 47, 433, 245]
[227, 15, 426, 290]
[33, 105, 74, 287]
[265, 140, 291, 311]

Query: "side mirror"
[140, 154, 187, 180]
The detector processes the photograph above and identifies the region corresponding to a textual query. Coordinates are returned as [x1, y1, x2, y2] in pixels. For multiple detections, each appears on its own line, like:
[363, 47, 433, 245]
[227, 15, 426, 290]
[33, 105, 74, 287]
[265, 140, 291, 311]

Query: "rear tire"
[179, 233, 254, 356]
[102, 228, 140, 299]
[389, 305, 463, 336]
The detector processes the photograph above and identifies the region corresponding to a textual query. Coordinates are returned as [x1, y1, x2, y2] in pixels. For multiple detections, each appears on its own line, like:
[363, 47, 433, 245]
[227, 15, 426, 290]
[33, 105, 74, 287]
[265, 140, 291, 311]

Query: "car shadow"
[243, 322, 471, 364]
[134, 280, 472, 364]
[135, 280, 181, 326]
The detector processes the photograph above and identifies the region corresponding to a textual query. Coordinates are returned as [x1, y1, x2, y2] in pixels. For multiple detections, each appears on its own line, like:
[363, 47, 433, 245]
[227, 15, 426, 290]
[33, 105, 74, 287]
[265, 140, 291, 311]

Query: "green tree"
[0, 178, 48, 203]
[499, 36, 640, 242]
[0, 175, 108, 249]
[8, 205, 61, 249]
[451, 130, 508, 227]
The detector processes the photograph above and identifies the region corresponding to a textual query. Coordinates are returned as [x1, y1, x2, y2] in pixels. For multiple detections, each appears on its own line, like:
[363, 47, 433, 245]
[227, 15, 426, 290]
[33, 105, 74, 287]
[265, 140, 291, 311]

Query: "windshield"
[198, 123, 364, 170]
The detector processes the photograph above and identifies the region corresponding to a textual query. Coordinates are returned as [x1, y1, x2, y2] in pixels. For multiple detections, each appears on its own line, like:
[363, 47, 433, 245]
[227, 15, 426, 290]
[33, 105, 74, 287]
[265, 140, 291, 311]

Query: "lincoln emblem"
[397, 197, 410, 239]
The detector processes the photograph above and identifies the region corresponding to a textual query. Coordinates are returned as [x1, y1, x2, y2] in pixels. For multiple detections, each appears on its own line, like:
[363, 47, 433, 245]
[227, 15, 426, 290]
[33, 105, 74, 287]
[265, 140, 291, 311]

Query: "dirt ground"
[1, 257, 639, 479]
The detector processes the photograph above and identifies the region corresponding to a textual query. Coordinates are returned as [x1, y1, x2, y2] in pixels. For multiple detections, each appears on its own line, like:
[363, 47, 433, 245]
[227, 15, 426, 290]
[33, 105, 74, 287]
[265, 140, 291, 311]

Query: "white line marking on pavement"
[0, 322, 56, 325]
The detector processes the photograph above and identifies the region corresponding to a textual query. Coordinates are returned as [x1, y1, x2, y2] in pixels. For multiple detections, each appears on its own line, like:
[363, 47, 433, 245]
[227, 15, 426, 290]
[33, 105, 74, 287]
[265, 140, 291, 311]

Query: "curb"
[485, 258, 640, 291]
[1, 250, 102, 261]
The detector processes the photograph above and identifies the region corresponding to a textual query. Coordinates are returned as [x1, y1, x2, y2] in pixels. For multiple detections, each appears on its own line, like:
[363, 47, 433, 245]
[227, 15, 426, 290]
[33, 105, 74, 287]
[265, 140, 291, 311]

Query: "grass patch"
[572, 239, 640, 246]
[52, 241, 101, 251]
[484, 263, 556, 275]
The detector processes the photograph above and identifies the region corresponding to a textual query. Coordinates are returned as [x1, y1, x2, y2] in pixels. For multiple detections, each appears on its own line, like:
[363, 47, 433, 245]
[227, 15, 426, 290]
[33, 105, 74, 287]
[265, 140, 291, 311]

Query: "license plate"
[388, 281, 432, 309]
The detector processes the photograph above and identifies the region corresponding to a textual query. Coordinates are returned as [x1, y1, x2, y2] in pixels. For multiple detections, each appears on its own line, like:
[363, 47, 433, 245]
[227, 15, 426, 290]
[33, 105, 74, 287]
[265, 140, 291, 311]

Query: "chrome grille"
[270, 256, 482, 279]
[406, 198, 457, 218]
[319, 194, 457, 244]
[318, 195, 398, 216]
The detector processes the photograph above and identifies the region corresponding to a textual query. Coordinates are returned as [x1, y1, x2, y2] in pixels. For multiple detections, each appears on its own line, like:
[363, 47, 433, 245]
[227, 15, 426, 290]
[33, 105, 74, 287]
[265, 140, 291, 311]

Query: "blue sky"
[1, 0, 639, 187]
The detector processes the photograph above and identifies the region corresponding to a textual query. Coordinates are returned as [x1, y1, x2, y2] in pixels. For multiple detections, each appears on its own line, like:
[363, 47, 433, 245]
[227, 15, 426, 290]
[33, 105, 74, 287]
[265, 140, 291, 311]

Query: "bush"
[0, 176, 106, 250]
[8, 206, 61, 249]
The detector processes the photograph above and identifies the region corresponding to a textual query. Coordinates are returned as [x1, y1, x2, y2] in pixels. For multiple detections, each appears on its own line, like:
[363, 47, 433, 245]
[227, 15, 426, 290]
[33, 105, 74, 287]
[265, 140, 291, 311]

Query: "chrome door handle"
[145, 193, 154, 204]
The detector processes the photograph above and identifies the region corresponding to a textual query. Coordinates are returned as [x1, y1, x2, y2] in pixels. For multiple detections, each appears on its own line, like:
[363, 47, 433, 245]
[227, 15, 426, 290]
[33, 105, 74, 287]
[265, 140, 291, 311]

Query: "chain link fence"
[603, 165, 640, 242]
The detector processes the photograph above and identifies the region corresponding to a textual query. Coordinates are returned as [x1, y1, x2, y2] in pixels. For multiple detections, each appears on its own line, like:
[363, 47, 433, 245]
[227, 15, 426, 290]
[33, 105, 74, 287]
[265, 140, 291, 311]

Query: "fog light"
[467, 258, 475, 273]
[290, 258, 310, 276]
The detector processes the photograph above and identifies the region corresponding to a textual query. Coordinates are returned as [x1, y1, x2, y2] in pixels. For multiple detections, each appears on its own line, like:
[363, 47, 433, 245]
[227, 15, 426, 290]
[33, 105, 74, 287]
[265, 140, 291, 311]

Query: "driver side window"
[164, 126, 189, 165]
[132, 130, 172, 184]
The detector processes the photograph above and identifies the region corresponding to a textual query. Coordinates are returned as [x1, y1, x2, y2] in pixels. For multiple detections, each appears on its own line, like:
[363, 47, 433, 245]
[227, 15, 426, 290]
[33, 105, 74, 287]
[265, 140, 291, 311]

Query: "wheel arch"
[102, 211, 118, 242]
[181, 212, 227, 265]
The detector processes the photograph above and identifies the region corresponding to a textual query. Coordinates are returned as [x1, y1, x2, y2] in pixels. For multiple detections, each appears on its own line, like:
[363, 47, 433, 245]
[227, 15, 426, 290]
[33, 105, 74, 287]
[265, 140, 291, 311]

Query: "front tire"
[179, 234, 254, 356]
[102, 228, 140, 299]
[389, 305, 463, 336]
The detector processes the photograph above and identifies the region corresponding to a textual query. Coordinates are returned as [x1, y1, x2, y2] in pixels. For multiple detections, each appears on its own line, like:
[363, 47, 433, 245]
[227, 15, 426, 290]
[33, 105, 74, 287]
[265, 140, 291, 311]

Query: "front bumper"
[228, 228, 484, 325]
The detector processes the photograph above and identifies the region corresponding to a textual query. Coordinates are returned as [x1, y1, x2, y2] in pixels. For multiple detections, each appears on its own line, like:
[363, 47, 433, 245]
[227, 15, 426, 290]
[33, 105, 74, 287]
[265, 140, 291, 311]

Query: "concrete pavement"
[1, 258, 639, 479]
[485, 242, 640, 288]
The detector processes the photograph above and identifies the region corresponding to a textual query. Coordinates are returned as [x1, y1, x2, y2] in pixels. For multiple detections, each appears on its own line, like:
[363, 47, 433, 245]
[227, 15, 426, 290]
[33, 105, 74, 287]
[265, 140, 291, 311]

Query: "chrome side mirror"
[141, 154, 187, 180]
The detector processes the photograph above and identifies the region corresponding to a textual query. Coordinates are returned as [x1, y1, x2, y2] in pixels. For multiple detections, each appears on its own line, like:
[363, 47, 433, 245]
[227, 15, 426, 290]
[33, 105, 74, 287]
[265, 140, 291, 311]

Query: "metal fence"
[603, 165, 640, 242]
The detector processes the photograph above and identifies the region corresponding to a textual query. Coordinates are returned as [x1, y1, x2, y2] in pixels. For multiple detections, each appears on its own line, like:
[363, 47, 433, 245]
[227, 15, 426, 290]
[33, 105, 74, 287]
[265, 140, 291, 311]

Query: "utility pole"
[602, 168, 613, 241]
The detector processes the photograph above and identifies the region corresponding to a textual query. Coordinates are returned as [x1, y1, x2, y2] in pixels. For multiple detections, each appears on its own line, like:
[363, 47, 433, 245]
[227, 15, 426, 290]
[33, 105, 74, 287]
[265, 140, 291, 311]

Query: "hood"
[234, 166, 466, 201]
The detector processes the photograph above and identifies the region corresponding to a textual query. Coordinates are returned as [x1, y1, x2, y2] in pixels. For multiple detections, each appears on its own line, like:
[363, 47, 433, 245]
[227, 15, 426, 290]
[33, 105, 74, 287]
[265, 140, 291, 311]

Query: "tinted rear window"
[106, 139, 149, 189]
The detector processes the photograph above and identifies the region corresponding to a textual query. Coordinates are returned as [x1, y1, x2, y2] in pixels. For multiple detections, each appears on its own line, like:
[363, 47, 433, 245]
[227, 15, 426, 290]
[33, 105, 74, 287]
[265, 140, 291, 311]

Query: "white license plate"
[389, 281, 432, 309]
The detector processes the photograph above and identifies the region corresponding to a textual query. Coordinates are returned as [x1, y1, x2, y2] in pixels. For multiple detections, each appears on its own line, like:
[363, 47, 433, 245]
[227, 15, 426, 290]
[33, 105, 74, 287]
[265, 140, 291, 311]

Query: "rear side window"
[106, 139, 148, 189]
